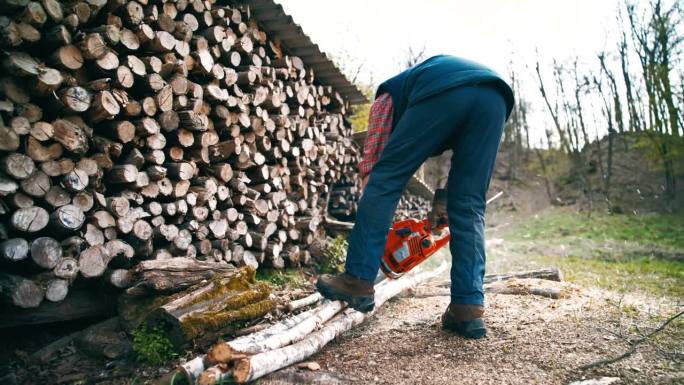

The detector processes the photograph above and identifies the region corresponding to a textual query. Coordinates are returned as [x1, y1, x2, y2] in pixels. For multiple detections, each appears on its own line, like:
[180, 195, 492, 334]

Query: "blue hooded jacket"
[376, 55, 515, 128]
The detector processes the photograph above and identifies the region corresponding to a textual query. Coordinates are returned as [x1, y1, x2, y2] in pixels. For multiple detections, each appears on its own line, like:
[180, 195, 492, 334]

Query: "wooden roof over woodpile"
[245, 0, 368, 105]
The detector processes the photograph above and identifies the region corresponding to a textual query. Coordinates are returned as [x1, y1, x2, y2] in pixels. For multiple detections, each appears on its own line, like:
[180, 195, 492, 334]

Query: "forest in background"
[341, 0, 684, 213]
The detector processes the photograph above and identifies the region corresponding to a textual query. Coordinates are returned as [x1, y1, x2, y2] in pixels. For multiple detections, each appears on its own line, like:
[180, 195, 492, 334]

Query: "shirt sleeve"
[358, 93, 393, 178]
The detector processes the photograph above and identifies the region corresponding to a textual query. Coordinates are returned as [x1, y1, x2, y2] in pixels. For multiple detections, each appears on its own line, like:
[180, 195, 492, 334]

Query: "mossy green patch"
[180, 281, 272, 339]
[131, 324, 178, 365]
[181, 298, 275, 339]
[316, 235, 347, 274]
[182, 266, 257, 310]
[257, 268, 308, 289]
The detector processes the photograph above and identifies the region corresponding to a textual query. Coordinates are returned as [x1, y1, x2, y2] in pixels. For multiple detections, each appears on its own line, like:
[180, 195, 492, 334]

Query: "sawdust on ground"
[280, 276, 683, 385]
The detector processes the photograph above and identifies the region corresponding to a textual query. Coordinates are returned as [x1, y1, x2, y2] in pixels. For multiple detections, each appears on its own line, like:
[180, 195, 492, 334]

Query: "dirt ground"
[263, 236, 683, 385]
[301, 278, 682, 385]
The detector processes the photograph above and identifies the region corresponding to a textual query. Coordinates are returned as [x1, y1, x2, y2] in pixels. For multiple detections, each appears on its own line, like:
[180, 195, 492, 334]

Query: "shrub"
[131, 324, 177, 365]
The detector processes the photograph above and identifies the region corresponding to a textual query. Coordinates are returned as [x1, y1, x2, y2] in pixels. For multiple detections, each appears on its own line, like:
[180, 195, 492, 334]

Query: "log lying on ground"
[411, 272, 569, 299]
[177, 305, 325, 384]
[483, 267, 563, 284]
[231, 265, 446, 384]
[126, 258, 237, 296]
[0, 289, 116, 328]
[433, 267, 564, 288]
[286, 292, 322, 312]
[189, 264, 446, 385]
[76, 317, 133, 359]
[486, 278, 576, 299]
[146, 267, 273, 348]
[206, 298, 346, 363]
[119, 267, 274, 348]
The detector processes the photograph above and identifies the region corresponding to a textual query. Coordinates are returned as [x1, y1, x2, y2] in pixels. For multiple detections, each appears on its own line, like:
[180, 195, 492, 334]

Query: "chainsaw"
[377, 189, 502, 280]
[378, 207, 450, 280]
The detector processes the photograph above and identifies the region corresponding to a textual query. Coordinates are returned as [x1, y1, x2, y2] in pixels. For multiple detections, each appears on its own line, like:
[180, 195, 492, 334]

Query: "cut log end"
[232, 360, 251, 383]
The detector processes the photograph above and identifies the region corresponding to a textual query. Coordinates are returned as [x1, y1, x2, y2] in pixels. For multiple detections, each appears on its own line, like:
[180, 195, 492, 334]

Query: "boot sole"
[316, 281, 375, 313]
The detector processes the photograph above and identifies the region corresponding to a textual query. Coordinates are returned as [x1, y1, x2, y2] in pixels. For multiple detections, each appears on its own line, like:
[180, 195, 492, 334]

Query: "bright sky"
[277, 0, 624, 141]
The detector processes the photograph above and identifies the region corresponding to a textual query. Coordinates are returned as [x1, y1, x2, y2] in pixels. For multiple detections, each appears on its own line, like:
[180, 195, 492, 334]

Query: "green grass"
[131, 324, 178, 365]
[529, 254, 684, 298]
[315, 235, 347, 274]
[499, 208, 684, 298]
[256, 268, 308, 289]
[506, 208, 684, 248]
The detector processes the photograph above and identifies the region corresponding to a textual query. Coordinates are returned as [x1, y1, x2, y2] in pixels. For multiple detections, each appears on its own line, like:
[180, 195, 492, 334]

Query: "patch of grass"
[506, 208, 684, 249]
[497, 208, 684, 298]
[256, 268, 307, 289]
[316, 235, 347, 274]
[529, 254, 684, 298]
[131, 324, 178, 365]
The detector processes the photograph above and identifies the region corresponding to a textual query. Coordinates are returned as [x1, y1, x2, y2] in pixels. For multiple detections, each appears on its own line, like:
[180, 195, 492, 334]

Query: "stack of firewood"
[394, 193, 431, 220]
[327, 185, 431, 223]
[0, 0, 360, 311]
[326, 175, 358, 221]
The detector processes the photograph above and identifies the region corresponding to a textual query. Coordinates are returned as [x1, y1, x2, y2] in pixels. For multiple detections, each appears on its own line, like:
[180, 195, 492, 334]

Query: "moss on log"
[119, 267, 274, 348]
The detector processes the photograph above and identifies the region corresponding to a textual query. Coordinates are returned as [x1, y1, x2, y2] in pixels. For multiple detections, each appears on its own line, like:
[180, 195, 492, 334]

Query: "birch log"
[205, 299, 346, 363]
[286, 292, 322, 312]
[189, 265, 446, 384]
[230, 264, 447, 383]
[179, 306, 323, 384]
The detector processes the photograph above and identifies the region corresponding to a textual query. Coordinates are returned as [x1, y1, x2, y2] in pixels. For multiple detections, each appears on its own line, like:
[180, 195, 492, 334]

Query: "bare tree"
[401, 45, 427, 70]
[626, 0, 682, 201]
[618, 10, 644, 131]
[535, 56, 572, 154]
[593, 72, 616, 207]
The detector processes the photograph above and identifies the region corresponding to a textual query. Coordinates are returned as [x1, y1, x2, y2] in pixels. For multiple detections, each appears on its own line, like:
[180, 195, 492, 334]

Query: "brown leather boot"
[316, 273, 375, 313]
[442, 304, 486, 339]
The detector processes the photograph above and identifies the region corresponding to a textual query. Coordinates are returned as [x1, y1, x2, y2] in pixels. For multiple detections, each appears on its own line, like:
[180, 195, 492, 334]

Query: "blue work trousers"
[344, 85, 507, 305]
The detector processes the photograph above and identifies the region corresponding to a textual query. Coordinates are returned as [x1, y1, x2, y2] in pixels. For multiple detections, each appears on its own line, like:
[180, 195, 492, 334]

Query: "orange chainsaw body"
[380, 218, 450, 279]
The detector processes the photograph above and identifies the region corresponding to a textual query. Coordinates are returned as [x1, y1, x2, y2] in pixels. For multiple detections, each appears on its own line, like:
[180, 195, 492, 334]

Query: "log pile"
[160, 262, 448, 385]
[394, 193, 431, 220]
[0, 0, 360, 312]
[327, 185, 432, 223]
[326, 176, 358, 221]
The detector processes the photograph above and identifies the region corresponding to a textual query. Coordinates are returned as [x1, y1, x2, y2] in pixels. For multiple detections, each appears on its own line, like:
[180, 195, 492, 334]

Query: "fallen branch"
[486, 191, 504, 205]
[580, 309, 684, 370]
[407, 277, 571, 300]
[435, 268, 563, 288]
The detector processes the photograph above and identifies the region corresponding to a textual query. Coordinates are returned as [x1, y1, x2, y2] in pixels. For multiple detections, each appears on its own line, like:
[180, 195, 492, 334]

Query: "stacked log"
[326, 175, 358, 221]
[0, 0, 360, 312]
[327, 184, 432, 222]
[394, 193, 431, 220]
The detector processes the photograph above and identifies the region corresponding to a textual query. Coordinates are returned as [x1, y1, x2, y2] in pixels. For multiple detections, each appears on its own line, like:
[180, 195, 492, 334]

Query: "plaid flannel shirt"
[358, 93, 393, 178]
